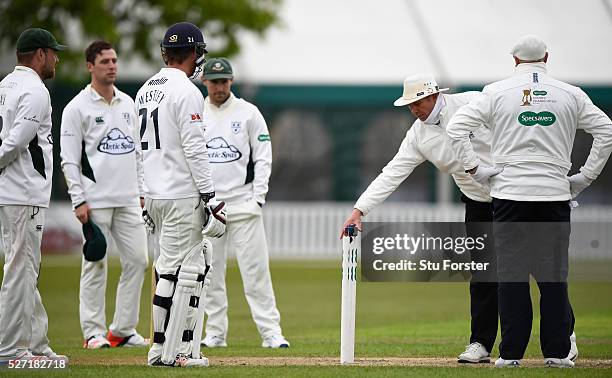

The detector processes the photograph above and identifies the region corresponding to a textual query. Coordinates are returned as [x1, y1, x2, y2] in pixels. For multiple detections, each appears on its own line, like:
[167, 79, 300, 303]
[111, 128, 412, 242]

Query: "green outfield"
[1, 256, 611, 377]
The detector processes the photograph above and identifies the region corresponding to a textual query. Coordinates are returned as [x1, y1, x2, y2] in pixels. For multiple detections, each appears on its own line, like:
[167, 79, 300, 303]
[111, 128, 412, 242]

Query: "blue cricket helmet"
[161, 22, 207, 49]
[161, 22, 208, 77]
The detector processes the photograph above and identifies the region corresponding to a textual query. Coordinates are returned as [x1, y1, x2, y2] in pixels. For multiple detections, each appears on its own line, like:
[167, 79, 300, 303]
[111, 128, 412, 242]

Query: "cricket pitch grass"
[1, 257, 611, 377]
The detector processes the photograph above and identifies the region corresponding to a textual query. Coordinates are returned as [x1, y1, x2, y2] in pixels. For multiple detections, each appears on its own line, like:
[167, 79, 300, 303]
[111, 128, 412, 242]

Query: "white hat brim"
[393, 88, 449, 107]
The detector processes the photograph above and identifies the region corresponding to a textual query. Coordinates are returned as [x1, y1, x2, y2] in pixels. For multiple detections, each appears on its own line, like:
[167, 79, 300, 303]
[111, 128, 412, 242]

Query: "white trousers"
[204, 199, 282, 340]
[145, 197, 206, 359]
[145, 197, 205, 275]
[0, 205, 51, 358]
[79, 206, 148, 339]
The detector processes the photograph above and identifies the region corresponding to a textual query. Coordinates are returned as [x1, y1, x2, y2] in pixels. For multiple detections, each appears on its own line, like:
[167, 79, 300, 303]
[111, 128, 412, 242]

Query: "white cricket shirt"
[0, 66, 54, 207]
[60, 85, 143, 209]
[135, 68, 214, 199]
[203, 93, 272, 204]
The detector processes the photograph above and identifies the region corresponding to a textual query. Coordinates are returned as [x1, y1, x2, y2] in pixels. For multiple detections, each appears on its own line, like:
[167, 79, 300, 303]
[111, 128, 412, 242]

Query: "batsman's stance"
[135, 22, 226, 367]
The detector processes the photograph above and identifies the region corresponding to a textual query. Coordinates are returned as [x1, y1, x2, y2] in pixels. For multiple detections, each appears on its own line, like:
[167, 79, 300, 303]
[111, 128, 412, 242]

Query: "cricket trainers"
[176, 354, 209, 367]
[545, 357, 575, 368]
[84, 334, 111, 349]
[201, 335, 227, 348]
[458, 342, 490, 363]
[149, 354, 209, 368]
[106, 331, 149, 347]
[32, 347, 69, 363]
[262, 334, 290, 348]
[495, 357, 521, 367]
[568, 332, 578, 361]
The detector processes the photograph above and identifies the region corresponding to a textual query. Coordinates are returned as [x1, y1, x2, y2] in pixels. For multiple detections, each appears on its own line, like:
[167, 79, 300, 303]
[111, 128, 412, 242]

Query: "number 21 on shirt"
[139, 107, 160, 150]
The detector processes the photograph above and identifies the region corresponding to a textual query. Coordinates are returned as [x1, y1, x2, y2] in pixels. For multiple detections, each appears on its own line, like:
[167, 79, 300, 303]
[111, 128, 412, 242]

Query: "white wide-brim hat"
[393, 73, 448, 107]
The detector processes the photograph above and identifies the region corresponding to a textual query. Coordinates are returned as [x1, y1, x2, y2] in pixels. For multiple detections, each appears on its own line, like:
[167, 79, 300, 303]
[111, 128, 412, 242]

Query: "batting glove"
[470, 165, 503, 186]
[568, 173, 594, 199]
[142, 209, 155, 234]
[202, 200, 227, 238]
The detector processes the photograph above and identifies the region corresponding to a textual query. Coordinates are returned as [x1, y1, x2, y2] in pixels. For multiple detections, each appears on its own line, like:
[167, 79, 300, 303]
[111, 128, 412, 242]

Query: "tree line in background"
[0, 0, 281, 77]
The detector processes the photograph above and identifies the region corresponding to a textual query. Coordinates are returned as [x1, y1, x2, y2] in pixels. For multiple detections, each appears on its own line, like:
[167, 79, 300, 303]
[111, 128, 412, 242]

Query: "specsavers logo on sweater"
[97, 128, 135, 154]
[206, 137, 242, 163]
[518, 111, 556, 127]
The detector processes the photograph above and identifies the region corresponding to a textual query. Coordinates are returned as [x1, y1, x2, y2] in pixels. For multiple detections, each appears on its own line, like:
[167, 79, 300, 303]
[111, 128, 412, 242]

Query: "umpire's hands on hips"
[469, 165, 504, 186]
[568, 172, 594, 199]
[340, 208, 363, 239]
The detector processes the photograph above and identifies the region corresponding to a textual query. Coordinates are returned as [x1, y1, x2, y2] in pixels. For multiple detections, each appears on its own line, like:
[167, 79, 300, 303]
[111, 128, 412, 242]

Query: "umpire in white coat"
[199, 58, 289, 349]
[341, 73, 500, 363]
[446, 35, 612, 367]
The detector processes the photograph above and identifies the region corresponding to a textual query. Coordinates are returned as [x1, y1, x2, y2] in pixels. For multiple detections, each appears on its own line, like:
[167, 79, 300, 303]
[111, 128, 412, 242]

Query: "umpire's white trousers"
[79, 206, 148, 339]
[0, 205, 51, 358]
[204, 199, 283, 340]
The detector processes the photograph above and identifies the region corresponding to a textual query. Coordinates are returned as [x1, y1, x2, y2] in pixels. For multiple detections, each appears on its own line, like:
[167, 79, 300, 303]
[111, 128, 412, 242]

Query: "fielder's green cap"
[16, 28, 66, 53]
[203, 58, 233, 80]
[82, 220, 107, 262]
